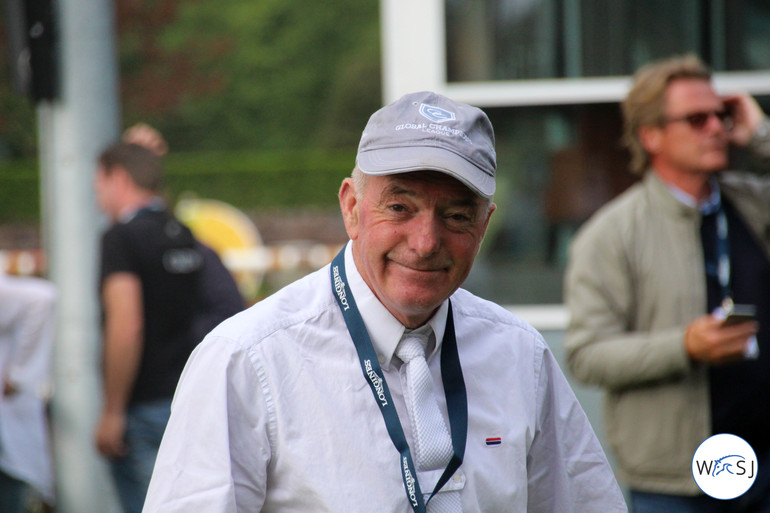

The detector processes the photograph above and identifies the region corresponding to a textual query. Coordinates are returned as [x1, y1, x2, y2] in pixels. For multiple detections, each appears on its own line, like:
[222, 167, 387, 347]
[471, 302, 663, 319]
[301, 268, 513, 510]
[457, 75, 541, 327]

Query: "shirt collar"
[665, 177, 721, 215]
[343, 241, 448, 370]
[119, 197, 165, 223]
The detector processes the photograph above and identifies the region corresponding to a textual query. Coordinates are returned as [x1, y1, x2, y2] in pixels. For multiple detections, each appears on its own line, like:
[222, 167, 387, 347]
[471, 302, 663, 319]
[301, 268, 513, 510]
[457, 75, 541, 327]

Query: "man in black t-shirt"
[94, 142, 242, 513]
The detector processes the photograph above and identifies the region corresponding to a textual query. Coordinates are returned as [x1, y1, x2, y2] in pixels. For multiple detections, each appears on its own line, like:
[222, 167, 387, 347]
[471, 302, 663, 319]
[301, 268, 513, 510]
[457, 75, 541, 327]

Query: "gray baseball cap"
[356, 91, 496, 198]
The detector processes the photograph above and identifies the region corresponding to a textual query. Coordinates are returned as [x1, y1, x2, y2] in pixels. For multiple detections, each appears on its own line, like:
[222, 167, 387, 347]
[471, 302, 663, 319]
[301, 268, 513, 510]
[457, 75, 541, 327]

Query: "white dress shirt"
[143, 243, 626, 512]
[0, 273, 56, 504]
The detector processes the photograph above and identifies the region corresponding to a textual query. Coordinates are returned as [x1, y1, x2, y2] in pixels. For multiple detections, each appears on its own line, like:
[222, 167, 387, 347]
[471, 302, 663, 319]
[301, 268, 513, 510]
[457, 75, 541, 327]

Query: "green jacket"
[564, 140, 770, 494]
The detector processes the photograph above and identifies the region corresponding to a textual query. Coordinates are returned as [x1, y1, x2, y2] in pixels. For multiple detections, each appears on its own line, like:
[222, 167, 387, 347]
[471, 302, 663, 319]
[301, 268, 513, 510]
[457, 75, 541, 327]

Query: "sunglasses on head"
[662, 109, 733, 131]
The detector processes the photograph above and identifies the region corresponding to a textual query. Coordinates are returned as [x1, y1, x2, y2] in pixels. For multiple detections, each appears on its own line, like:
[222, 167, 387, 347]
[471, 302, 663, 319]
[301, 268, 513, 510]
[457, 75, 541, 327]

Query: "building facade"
[381, 0, 770, 306]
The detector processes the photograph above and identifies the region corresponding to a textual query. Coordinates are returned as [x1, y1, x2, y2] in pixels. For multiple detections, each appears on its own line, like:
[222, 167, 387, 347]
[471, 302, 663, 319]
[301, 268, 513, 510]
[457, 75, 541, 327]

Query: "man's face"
[340, 171, 494, 327]
[94, 166, 120, 221]
[648, 78, 730, 175]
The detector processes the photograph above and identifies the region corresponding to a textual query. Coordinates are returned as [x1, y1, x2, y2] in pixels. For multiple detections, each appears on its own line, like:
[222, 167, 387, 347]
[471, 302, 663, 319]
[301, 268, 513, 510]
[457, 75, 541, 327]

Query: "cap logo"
[419, 103, 456, 124]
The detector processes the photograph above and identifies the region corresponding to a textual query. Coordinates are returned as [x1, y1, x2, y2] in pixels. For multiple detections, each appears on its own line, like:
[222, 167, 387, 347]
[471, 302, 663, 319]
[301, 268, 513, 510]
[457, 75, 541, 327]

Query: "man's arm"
[143, 336, 269, 512]
[725, 93, 770, 169]
[565, 214, 758, 390]
[0, 276, 57, 396]
[526, 346, 628, 512]
[724, 94, 764, 147]
[95, 272, 143, 458]
[684, 314, 757, 364]
[564, 218, 693, 390]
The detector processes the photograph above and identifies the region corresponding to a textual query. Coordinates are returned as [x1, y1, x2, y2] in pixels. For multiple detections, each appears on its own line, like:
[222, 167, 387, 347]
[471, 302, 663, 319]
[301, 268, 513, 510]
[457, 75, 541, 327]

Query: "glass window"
[445, 0, 770, 304]
[446, 0, 560, 81]
[579, 0, 701, 76]
[446, 0, 770, 82]
[446, 0, 770, 305]
[464, 97, 770, 305]
[723, 1, 770, 70]
[464, 103, 635, 304]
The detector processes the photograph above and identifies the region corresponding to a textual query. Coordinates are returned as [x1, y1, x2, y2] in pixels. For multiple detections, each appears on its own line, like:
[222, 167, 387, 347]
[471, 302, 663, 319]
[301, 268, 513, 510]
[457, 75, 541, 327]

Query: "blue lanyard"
[330, 248, 467, 512]
[715, 207, 731, 304]
[704, 203, 731, 306]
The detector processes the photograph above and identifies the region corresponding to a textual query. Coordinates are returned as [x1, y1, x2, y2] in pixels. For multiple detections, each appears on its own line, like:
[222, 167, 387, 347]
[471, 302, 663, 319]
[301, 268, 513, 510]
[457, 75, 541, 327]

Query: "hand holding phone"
[722, 303, 757, 326]
[713, 302, 759, 359]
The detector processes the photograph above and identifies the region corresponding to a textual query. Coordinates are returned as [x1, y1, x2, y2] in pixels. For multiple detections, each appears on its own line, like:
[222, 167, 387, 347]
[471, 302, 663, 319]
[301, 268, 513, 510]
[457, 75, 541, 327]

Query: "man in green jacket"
[565, 54, 770, 512]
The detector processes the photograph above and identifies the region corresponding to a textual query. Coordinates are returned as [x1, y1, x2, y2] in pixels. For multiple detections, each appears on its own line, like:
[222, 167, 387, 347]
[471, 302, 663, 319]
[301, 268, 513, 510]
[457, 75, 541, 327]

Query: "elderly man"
[565, 55, 770, 512]
[143, 91, 626, 512]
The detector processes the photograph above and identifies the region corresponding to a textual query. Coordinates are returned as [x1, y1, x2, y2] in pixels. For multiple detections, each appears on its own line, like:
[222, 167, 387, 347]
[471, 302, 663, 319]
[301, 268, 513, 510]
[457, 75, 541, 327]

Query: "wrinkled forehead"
[374, 170, 488, 209]
[385, 170, 481, 195]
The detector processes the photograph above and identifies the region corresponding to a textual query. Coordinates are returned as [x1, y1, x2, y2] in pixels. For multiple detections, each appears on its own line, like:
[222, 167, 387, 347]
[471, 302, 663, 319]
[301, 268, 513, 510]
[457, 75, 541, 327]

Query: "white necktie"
[397, 326, 462, 512]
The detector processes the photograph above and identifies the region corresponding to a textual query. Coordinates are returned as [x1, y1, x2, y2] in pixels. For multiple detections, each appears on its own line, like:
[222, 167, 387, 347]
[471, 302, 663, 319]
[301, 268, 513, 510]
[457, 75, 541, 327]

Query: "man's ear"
[639, 124, 663, 155]
[482, 202, 496, 234]
[339, 178, 360, 240]
[475, 202, 496, 253]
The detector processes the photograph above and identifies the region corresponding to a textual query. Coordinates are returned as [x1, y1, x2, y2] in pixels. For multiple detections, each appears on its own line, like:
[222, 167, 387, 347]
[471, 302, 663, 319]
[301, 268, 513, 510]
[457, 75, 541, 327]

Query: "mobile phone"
[722, 304, 757, 326]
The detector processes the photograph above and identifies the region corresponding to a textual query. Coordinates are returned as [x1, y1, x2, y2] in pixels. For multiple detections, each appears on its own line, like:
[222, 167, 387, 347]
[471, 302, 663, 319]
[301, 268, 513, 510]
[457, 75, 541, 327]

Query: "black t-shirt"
[100, 208, 204, 404]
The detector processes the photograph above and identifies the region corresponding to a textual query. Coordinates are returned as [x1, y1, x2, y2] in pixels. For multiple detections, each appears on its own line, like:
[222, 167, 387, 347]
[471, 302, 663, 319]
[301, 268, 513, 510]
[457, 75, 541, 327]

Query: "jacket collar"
[643, 170, 701, 219]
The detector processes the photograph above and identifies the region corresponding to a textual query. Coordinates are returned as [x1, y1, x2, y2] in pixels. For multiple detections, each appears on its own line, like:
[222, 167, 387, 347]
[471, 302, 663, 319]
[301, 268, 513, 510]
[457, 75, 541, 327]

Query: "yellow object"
[175, 198, 263, 300]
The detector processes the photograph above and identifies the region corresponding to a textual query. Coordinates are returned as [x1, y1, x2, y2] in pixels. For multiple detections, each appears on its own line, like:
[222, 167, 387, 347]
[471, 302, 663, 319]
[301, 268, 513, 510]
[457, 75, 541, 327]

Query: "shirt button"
[453, 473, 463, 483]
[378, 354, 386, 364]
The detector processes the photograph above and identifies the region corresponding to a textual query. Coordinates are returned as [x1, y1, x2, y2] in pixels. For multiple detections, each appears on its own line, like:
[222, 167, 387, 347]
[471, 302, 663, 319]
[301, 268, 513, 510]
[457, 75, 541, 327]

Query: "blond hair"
[622, 54, 712, 174]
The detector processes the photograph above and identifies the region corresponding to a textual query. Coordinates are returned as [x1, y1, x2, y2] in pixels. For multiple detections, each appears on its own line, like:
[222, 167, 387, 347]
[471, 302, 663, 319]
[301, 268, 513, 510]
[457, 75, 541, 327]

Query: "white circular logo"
[692, 434, 757, 500]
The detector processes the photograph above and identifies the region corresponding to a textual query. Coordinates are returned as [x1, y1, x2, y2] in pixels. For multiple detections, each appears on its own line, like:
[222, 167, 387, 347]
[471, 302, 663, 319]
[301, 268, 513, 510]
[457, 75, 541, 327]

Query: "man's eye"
[389, 204, 407, 212]
[448, 213, 471, 222]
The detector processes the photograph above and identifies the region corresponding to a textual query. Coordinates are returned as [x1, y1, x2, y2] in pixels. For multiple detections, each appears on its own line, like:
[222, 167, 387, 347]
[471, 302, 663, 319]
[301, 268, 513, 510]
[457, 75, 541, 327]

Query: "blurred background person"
[93, 140, 241, 513]
[565, 54, 770, 512]
[122, 123, 245, 339]
[122, 123, 169, 158]
[0, 271, 57, 513]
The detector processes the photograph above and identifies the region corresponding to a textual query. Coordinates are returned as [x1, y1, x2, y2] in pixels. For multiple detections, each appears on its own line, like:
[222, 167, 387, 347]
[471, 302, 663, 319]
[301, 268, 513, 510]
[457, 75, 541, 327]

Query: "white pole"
[380, 0, 446, 103]
[38, 0, 121, 511]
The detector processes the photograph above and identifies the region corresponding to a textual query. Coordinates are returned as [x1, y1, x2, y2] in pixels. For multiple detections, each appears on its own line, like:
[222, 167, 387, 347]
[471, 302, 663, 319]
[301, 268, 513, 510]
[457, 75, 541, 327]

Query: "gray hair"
[349, 166, 493, 214]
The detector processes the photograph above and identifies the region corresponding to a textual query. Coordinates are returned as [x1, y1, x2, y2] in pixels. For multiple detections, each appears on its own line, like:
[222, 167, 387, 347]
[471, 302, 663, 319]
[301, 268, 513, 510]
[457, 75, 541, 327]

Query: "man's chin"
[394, 287, 443, 306]
[701, 154, 728, 172]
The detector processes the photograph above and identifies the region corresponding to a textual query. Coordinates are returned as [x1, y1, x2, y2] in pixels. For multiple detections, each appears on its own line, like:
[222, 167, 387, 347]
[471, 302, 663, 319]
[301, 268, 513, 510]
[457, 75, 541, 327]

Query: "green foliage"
[163, 147, 355, 210]
[121, 0, 382, 153]
[0, 0, 381, 158]
[0, 158, 39, 220]
[0, 148, 356, 222]
[0, 0, 381, 225]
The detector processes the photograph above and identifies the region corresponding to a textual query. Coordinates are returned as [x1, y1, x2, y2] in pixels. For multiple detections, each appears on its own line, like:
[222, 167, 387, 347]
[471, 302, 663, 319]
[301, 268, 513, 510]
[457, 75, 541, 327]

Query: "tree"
[0, 0, 381, 157]
[119, 0, 381, 152]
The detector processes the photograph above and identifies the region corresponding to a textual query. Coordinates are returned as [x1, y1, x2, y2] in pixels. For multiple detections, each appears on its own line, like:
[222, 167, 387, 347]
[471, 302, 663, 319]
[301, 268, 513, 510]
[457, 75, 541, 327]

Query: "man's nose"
[705, 111, 730, 134]
[409, 212, 442, 257]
